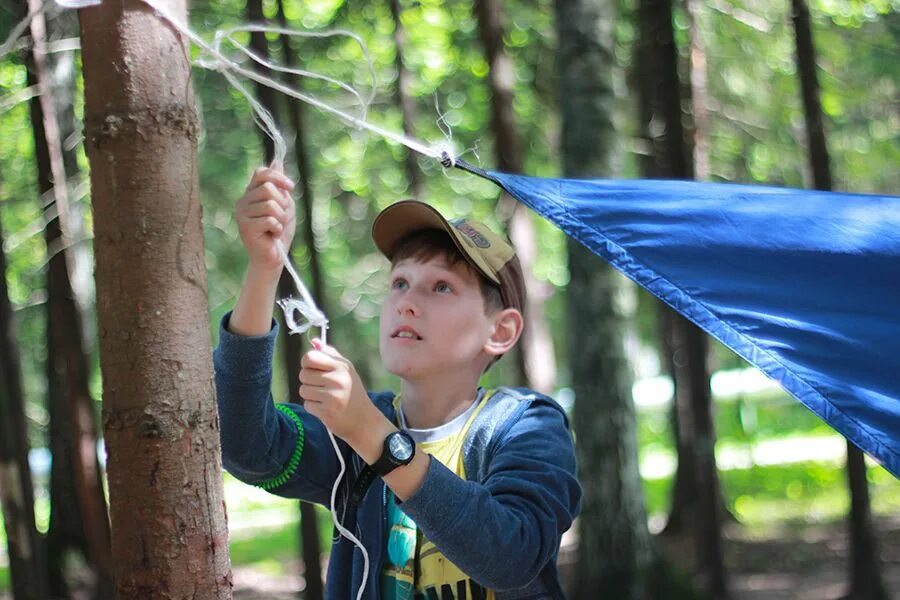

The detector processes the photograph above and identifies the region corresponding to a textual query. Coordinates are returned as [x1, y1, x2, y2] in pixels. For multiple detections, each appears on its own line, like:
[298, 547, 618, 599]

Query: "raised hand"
[235, 165, 296, 273]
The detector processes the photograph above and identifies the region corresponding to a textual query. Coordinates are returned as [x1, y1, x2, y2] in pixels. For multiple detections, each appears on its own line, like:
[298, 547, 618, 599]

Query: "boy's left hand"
[298, 339, 380, 443]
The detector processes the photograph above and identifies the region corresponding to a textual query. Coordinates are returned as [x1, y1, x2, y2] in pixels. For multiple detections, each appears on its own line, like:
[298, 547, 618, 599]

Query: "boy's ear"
[484, 308, 524, 358]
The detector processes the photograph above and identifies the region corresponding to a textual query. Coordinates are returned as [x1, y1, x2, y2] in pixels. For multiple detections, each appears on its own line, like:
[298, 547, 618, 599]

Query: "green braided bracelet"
[255, 403, 305, 491]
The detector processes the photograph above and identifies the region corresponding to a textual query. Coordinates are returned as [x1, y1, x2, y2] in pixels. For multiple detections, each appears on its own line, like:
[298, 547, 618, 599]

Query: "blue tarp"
[475, 168, 900, 477]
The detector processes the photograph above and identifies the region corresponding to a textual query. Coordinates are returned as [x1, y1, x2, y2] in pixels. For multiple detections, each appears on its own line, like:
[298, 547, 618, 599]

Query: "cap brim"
[372, 201, 500, 284]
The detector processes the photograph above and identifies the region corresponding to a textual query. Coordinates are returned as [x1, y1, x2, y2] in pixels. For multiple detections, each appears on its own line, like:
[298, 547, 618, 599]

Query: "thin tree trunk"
[635, 2, 728, 596]
[79, 1, 232, 596]
[27, 3, 114, 596]
[258, 3, 326, 597]
[28, 32, 80, 596]
[555, 0, 654, 596]
[473, 0, 556, 394]
[656, 309, 696, 537]
[790, 2, 887, 597]
[686, 0, 710, 182]
[790, 0, 832, 192]
[846, 442, 888, 600]
[389, 0, 422, 201]
[0, 210, 48, 600]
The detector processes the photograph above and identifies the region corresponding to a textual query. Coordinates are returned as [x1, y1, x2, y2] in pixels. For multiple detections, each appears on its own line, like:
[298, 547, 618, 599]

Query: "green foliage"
[2, 0, 891, 415]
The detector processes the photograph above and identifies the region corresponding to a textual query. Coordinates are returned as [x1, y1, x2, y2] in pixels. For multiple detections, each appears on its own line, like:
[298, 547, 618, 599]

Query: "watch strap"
[350, 465, 377, 505]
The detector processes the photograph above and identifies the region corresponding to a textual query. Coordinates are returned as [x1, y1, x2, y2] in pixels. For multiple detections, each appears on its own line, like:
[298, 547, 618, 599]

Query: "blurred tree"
[26, 1, 113, 595]
[473, 0, 556, 394]
[789, 1, 889, 598]
[685, 0, 709, 182]
[0, 208, 48, 600]
[389, 0, 422, 201]
[269, 0, 326, 595]
[554, 0, 654, 596]
[634, 1, 728, 597]
[79, 0, 231, 595]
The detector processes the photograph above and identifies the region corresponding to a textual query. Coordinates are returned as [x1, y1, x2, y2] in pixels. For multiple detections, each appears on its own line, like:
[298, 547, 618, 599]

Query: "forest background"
[0, 0, 898, 598]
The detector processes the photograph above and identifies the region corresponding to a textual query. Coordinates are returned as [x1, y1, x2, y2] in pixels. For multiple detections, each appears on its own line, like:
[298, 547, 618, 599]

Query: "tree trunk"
[656, 309, 696, 537]
[389, 0, 422, 201]
[790, 0, 832, 192]
[635, 2, 729, 597]
[473, 0, 557, 394]
[846, 443, 888, 600]
[554, 0, 654, 596]
[27, 3, 114, 596]
[0, 210, 48, 600]
[686, 0, 710, 182]
[79, 1, 232, 596]
[790, 2, 887, 597]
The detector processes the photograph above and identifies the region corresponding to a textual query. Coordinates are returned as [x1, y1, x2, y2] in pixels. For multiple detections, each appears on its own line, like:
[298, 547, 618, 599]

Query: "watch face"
[389, 433, 414, 461]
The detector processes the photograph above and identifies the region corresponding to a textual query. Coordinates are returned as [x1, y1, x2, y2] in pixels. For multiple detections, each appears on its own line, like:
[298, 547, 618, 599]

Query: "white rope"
[273, 237, 328, 339]
[327, 429, 369, 600]
[140, 0, 453, 163]
[214, 24, 375, 119]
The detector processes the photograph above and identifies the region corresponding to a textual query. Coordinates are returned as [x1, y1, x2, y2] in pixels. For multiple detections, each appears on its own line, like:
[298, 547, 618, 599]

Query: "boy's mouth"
[391, 326, 422, 340]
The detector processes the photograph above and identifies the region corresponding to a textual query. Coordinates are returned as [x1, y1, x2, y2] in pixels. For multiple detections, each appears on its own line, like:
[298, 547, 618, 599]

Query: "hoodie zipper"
[377, 481, 388, 600]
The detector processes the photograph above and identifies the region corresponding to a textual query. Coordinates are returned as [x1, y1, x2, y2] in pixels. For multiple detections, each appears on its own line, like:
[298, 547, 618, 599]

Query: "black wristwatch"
[372, 430, 416, 476]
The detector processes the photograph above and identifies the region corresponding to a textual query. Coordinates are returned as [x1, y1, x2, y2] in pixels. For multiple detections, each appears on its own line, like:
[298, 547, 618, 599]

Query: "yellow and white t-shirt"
[381, 391, 496, 600]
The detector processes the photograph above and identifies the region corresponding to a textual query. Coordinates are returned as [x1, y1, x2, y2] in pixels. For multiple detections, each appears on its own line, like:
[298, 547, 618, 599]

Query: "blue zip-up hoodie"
[213, 314, 582, 598]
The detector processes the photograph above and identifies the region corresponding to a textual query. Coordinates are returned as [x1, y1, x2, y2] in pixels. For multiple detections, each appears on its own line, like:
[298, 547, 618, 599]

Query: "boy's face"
[380, 255, 496, 380]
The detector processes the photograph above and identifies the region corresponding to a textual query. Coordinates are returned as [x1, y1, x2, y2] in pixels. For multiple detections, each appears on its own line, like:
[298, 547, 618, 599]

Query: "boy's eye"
[435, 281, 453, 293]
[391, 278, 408, 290]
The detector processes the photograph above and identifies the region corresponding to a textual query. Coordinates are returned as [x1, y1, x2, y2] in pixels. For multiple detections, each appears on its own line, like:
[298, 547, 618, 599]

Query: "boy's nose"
[397, 296, 420, 317]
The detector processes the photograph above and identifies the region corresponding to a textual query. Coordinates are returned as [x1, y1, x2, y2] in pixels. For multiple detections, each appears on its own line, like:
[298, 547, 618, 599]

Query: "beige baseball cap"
[372, 200, 526, 315]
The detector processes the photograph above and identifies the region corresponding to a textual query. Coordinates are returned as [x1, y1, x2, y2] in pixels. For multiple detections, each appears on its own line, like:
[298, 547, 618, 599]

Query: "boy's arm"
[229, 165, 296, 336]
[216, 165, 348, 504]
[214, 312, 345, 505]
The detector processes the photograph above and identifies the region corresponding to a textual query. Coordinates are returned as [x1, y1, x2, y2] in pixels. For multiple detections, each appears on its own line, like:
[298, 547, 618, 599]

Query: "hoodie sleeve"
[397, 398, 582, 591]
[213, 312, 346, 506]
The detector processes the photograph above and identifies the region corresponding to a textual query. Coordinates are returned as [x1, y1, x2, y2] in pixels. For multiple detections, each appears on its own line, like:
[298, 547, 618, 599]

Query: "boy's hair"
[391, 229, 505, 315]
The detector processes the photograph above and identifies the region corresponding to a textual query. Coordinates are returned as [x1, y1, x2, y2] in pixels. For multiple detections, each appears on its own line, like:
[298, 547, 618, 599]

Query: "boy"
[214, 166, 581, 599]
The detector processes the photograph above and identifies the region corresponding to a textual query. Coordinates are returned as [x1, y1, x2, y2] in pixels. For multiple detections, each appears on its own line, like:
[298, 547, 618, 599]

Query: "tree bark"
[79, 1, 232, 596]
[389, 0, 423, 201]
[635, 2, 729, 597]
[790, 0, 833, 192]
[0, 210, 48, 600]
[473, 0, 557, 394]
[846, 443, 889, 600]
[790, 2, 887, 597]
[27, 3, 114, 596]
[554, 0, 654, 596]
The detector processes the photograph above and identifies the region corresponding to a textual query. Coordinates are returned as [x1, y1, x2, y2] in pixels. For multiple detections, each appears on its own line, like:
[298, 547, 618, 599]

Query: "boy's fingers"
[298, 368, 333, 387]
[300, 349, 339, 372]
[241, 183, 291, 211]
[247, 167, 295, 193]
[243, 199, 287, 222]
[246, 217, 282, 238]
[299, 384, 327, 405]
[311, 338, 345, 361]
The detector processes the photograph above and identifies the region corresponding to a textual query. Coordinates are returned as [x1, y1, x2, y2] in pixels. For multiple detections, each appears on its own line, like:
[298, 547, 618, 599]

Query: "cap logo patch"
[452, 219, 491, 249]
